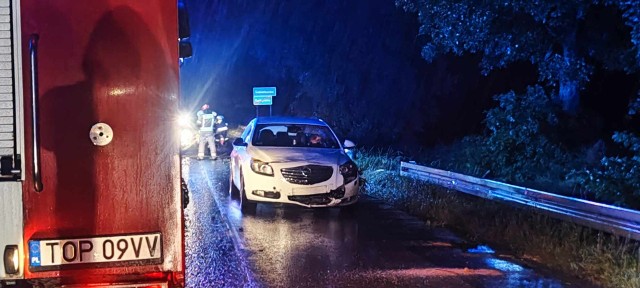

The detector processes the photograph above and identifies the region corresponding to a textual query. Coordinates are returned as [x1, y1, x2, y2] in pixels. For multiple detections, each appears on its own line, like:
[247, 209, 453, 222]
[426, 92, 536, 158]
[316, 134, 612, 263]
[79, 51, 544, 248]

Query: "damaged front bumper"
[244, 175, 361, 208]
[288, 184, 359, 207]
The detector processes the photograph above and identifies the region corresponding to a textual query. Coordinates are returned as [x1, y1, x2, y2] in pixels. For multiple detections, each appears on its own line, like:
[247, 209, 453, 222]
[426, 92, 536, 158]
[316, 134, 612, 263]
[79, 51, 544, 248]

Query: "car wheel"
[239, 172, 257, 212]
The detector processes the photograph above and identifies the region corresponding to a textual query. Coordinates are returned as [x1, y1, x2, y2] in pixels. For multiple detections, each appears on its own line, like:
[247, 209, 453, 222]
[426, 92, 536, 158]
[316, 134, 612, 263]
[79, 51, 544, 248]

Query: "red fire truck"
[1, 0, 190, 287]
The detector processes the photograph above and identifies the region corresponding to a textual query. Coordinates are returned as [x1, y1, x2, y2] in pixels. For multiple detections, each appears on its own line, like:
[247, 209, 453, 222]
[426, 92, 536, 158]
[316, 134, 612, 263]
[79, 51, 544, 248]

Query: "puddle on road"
[467, 244, 496, 254]
[485, 258, 525, 272]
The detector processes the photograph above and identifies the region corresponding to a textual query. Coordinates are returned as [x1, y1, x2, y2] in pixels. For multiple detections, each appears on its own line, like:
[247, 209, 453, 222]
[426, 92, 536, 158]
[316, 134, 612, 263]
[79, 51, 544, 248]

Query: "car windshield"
[252, 124, 340, 149]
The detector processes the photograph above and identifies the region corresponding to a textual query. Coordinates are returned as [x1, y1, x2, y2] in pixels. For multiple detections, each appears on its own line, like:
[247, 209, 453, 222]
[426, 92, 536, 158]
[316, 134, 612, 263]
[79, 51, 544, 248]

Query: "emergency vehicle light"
[3, 245, 19, 274]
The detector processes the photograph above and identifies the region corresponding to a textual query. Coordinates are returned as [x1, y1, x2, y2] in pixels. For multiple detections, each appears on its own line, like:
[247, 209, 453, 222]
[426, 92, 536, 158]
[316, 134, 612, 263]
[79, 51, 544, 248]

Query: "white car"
[229, 116, 360, 210]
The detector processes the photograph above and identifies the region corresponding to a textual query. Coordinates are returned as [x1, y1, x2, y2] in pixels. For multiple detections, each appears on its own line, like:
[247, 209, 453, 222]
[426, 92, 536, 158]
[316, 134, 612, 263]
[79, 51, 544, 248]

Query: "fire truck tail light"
[3, 245, 19, 274]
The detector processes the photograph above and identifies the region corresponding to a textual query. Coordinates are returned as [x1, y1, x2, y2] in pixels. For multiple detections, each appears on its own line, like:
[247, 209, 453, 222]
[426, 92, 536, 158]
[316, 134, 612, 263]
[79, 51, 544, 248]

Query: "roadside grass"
[356, 148, 640, 288]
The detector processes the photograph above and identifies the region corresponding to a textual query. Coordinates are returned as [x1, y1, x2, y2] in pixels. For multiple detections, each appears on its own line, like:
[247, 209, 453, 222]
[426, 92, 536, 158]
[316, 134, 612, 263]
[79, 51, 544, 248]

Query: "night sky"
[180, 0, 638, 148]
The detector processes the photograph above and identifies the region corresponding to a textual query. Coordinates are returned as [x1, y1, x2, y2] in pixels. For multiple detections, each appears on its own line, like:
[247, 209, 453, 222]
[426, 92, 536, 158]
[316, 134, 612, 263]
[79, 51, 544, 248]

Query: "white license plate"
[292, 185, 328, 195]
[29, 233, 161, 268]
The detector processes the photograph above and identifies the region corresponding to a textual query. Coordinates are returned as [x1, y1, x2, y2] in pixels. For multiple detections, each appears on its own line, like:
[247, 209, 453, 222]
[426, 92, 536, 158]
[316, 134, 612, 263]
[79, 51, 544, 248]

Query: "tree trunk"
[558, 30, 580, 114]
[559, 78, 579, 113]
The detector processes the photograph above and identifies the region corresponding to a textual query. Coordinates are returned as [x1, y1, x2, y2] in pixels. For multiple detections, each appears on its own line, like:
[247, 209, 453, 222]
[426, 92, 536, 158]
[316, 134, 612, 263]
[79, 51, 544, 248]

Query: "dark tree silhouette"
[396, 0, 640, 114]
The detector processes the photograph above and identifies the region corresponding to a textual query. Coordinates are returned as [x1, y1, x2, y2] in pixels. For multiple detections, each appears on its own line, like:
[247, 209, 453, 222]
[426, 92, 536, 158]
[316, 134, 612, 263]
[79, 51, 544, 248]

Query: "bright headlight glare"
[250, 159, 274, 176]
[4, 245, 19, 275]
[177, 113, 190, 127]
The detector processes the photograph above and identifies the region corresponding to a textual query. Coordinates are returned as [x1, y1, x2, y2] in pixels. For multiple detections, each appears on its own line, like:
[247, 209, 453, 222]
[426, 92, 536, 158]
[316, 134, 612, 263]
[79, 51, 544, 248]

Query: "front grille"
[281, 165, 333, 185]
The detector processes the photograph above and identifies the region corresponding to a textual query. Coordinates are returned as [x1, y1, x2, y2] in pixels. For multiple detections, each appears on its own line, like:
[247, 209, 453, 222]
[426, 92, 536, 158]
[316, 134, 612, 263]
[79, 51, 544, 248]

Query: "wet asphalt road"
[183, 156, 592, 288]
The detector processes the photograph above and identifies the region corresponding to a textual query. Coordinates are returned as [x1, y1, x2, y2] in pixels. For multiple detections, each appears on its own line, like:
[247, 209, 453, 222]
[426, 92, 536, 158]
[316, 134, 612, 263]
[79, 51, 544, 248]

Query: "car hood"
[247, 146, 351, 165]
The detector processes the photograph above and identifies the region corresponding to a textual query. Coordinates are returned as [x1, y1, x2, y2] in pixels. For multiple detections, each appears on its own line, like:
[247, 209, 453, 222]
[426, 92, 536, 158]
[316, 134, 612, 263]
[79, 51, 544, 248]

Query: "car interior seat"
[275, 131, 291, 146]
[259, 129, 276, 145]
[295, 132, 306, 146]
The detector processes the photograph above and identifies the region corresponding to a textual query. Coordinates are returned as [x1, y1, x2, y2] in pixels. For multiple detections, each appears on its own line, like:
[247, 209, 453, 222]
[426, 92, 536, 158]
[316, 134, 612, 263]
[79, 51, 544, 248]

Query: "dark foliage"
[396, 0, 640, 113]
[569, 132, 640, 208]
[438, 86, 577, 187]
[470, 86, 571, 183]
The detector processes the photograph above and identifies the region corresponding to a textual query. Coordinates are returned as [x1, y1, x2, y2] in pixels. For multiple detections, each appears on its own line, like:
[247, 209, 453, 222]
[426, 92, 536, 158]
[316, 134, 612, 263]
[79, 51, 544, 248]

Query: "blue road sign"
[253, 87, 277, 97]
[253, 95, 273, 106]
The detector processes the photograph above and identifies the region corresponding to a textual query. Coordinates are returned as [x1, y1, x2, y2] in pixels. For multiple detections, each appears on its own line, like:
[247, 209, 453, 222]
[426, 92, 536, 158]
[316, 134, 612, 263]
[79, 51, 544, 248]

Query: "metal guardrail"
[400, 161, 640, 241]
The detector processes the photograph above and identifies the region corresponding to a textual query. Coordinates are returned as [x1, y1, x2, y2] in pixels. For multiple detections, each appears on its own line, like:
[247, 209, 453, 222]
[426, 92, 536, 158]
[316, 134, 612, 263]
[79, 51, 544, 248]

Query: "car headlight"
[4, 245, 19, 275]
[250, 158, 274, 176]
[339, 160, 358, 183]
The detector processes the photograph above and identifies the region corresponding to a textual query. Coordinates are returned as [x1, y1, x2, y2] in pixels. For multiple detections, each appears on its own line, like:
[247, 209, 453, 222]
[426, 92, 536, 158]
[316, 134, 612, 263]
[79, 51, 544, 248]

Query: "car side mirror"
[343, 139, 356, 159]
[343, 139, 356, 149]
[233, 138, 247, 147]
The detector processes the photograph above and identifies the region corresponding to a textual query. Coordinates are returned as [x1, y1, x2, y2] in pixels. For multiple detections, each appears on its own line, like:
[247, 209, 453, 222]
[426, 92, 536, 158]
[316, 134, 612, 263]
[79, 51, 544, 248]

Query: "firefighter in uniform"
[196, 104, 217, 160]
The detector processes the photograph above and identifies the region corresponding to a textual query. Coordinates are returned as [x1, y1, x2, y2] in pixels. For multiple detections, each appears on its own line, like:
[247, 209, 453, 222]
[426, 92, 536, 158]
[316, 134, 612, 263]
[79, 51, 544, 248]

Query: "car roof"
[254, 116, 328, 126]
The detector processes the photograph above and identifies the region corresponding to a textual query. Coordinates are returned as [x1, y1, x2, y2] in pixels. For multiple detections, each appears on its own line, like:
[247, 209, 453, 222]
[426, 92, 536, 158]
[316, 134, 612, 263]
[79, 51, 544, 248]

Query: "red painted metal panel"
[20, 1, 183, 285]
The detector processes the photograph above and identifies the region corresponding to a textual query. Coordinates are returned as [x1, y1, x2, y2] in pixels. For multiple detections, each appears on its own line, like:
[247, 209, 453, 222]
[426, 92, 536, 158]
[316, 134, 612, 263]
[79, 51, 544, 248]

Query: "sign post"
[252, 87, 276, 117]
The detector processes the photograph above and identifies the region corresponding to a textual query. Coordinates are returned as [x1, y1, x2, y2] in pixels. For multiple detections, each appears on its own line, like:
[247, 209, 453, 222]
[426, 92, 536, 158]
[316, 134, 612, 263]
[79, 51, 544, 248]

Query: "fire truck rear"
[0, 0, 190, 287]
